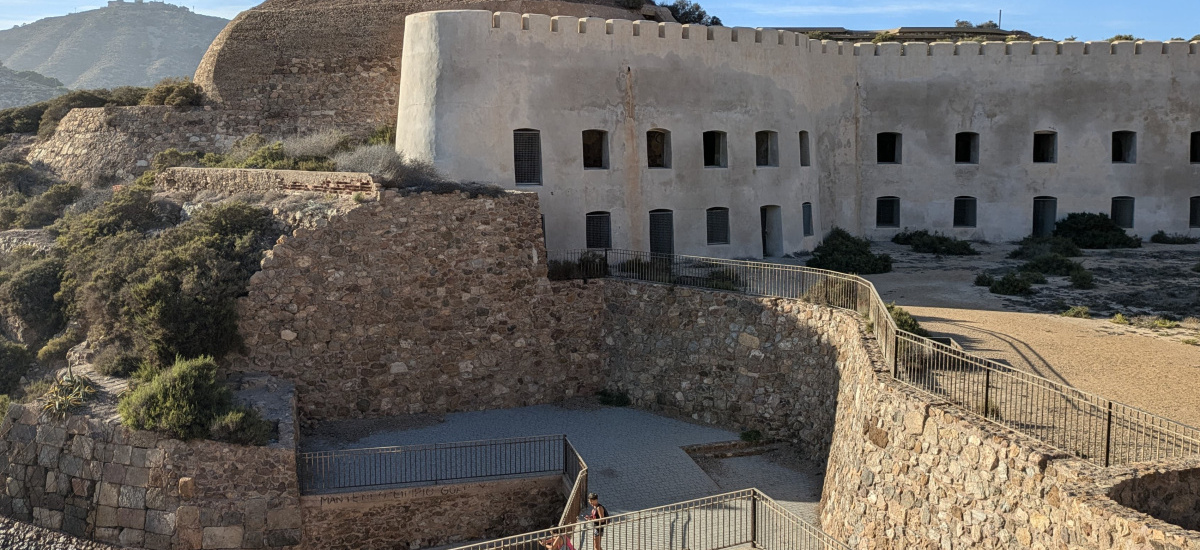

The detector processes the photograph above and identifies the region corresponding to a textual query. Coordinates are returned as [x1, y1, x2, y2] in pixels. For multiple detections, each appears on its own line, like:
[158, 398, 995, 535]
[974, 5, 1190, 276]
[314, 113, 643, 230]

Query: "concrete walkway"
[305, 404, 823, 518]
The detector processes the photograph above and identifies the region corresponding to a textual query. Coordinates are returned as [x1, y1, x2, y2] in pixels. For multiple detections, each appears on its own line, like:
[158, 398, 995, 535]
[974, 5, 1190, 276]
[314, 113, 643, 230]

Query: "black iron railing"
[298, 435, 581, 494]
[452, 489, 847, 550]
[549, 248, 1200, 467]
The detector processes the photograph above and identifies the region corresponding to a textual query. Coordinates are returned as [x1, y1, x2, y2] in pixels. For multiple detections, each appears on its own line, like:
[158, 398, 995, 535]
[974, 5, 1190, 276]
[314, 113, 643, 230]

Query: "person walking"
[585, 492, 608, 550]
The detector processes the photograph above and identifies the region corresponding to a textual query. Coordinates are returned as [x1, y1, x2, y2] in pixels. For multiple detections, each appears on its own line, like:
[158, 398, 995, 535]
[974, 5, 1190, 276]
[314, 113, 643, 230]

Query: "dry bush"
[281, 130, 353, 159]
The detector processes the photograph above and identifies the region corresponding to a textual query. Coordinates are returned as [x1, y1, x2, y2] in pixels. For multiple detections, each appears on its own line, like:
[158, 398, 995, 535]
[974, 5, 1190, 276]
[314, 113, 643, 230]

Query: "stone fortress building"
[396, 10, 1200, 258]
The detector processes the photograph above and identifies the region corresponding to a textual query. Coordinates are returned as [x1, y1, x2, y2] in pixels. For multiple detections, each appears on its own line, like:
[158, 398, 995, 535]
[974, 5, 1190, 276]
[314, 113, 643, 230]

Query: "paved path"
[306, 404, 824, 516]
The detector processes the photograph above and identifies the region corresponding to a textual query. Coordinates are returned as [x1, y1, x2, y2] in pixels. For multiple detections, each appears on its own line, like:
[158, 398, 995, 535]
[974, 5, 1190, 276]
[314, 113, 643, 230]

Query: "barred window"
[802, 202, 814, 236]
[876, 196, 900, 228]
[585, 211, 612, 249]
[953, 196, 977, 228]
[706, 207, 730, 245]
[798, 131, 811, 167]
[514, 129, 542, 184]
[649, 209, 674, 255]
[1111, 196, 1135, 229]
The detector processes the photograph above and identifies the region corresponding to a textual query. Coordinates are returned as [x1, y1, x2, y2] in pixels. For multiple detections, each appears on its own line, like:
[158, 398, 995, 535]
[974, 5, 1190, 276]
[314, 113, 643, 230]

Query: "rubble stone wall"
[298, 476, 564, 550]
[156, 168, 379, 197]
[231, 190, 607, 423]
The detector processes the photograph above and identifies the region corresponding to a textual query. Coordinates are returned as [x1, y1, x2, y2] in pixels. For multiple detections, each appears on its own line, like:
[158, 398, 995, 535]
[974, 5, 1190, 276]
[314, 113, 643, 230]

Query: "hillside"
[0, 1, 228, 90]
[0, 64, 67, 110]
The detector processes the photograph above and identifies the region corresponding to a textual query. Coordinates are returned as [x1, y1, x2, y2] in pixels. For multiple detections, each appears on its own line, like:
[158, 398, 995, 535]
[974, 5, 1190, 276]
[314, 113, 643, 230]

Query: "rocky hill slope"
[0, 64, 67, 109]
[0, 1, 228, 90]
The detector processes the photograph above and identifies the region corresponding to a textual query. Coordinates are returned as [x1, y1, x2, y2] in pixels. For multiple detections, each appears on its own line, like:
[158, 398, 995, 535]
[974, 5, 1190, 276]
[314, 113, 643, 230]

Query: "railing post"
[983, 369, 992, 418]
[1105, 401, 1114, 467]
[749, 493, 757, 548]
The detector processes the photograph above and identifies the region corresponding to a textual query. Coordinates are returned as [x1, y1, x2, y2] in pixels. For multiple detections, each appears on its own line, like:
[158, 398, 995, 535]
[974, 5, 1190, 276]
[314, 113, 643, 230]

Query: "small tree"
[659, 0, 722, 26]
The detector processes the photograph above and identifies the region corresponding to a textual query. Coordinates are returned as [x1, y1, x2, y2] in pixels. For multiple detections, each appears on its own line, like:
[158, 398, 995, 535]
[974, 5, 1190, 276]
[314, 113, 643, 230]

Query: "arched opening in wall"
[586, 211, 612, 249]
[703, 131, 728, 168]
[513, 129, 542, 185]
[1110, 196, 1135, 229]
[798, 131, 812, 167]
[1033, 196, 1058, 237]
[647, 129, 672, 168]
[802, 202, 814, 237]
[755, 131, 779, 167]
[1191, 132, 1200, 163]
[1112, 131, 1137, 164]
[760, 206, 783, 257]
[953, 196, 977, 228]
[1033, 131, 1057, 163]
[955, 132, 979, 164]
[582, 130, 609, 170]
[876, 197, 900, 228]
[649, 209, 674, 255]
[1190, 197, 1200, 228]
[706, 207, 730, 245]
[877, 132, 901, 164]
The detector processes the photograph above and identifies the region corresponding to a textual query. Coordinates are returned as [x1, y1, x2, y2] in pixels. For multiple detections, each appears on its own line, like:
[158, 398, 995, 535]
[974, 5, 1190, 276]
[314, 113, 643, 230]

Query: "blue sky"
[2, 0, 1198, 42]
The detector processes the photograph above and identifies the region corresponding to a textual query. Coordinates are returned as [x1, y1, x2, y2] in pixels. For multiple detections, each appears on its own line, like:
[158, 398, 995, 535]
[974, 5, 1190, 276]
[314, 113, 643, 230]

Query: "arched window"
[647, 129, 671, 168]
[585, 211, 612, 249]
[706, 207, 730, 245]
[513, 129, 542, 184]
[798, 131, 812, 167]
[876, 196, 900, 228]
[953, 196, 977, 228]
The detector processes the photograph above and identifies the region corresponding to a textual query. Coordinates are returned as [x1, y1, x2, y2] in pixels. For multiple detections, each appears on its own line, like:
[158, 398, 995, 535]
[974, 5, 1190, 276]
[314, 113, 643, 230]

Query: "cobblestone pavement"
[306, 404, 826, 516]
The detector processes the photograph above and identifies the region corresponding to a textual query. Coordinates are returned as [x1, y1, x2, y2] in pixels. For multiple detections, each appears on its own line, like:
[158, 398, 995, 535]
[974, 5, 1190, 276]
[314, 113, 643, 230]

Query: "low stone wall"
[0, 380, 302, 550]
[298, 476, 564, 549]
[1108, 459, 1200, 533]
[602, 284, 847, 470]
[231, 190, 606, 423]
[0, 513, 120, 549]
[156, 168, 379, 197]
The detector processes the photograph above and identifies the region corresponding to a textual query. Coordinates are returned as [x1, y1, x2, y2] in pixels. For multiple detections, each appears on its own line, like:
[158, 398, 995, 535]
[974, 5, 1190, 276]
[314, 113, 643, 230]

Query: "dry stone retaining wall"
[156, 168, 378, 197]
[231, 190, 606, 423]
[298, 476, 564, 549]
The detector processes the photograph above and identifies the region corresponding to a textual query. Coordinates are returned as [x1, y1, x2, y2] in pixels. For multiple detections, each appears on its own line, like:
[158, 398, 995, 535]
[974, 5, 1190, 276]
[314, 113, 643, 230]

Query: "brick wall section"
[602, 284, 846, 471]
[298, 477, 565, 549]
[231, 190, 606, 423]
[156, 168, 379, 197]
[0, 392, 302, 550]
[818, 317, 1200, 548]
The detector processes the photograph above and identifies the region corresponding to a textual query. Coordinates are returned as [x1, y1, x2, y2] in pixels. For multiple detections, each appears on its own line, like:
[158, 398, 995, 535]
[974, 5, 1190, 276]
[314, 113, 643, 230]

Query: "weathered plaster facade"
[396, 11, 1200, 256]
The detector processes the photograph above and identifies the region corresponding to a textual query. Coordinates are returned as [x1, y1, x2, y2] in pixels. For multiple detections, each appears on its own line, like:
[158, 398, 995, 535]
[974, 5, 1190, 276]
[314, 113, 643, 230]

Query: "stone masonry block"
[146, 510, 176, 535]
[117, 507, 146, 529]
[119, 485, 146, 508]
[119, 527, 146, 547]
[203, 525, 245, 549]
[98, 481, 121, 507]
[266, 507, 301, 530]
[125, 466, 150, 487]
[96, 505, 119, 527]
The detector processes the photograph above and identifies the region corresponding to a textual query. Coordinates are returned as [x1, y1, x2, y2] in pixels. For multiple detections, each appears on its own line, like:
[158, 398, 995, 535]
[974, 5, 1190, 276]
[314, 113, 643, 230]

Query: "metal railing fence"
[559, 438, 589, 527]
[298, 435, 577, 494]
[452, 489, 849, 550]
[548, 248, 1200, 467]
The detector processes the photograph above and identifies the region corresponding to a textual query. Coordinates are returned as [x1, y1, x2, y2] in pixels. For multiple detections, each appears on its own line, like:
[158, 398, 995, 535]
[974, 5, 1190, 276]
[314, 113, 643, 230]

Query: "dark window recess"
[798, 131, 812, 167]
[1033, 132, 1057, 163]
[647, 130, 671, 168]
[1112, 131, 1137, 163]
[955, 132, 979, 164]
[953, 196, 977, 228]
[1033, 196, 1057, 237]
[1111, 197, 1135, 229]
[755, 131, 778, 167]
[703, 131, 727, 167]
[877, 133, 901, 164]
[582, 130, 608, 169]
[585, 211, 612, 249]
[649, 210, 674, 255]
[706, 208, 730, 245]
[1191, 197, 1200, 228]
[876, 197, 900, 228]
[802, 202, 814, 236]
[513, 129, 542, 184]
[1191, 132, 1200, 163]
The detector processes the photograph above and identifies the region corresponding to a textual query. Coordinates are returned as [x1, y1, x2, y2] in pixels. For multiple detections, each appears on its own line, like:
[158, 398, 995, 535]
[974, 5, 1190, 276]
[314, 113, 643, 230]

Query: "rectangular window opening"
[1112, 131, 1136, 163]
[755, 131, 778, 167]
[876, 197, 900, 228]
[647, 130, 671, 168]
[1191, 196, 1200, 228]
[703, 131, 728, 168]
[802, 202, 814, 236]
[1111, 197, 1135, 229]
[877, 133, 901, 164]
[514, 129, 542, 184]
[1191, 132, 1200, 163]
[706, 208, 730, 245]
[953, 197, 977, 228]
[1033, 132, 1057, 163]
[582, 130, 608, 170]
[649, 210, 674, 255]
[798, 131, 812, 167]
[585, 212, 612, 249]
[955, 132, 979, 164]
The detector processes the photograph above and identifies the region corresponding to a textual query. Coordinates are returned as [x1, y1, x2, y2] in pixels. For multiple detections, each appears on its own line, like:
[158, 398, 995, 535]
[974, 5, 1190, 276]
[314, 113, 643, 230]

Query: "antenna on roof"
[998, 10, 1003, 30]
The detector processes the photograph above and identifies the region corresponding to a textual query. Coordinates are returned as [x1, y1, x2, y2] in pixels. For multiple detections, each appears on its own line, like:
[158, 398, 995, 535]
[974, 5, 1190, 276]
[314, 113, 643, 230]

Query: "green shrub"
[1062, 306, 1091, 318]
[807, 228, 892, 274]
[873, 31, 899, 43]
[0, 339, 31, 396]
[1069, 268, 1095, 289]
[886, 302, 930, 337]
[118, 356, 231, 440]
[0, 162, 55, 195]
[1053, 212, 1141, 249]
[1021, 254, 1083, 276]
[36, 327, 82, 362]
[140, 78, 204, 107]
[19, 378, 52, 403]
[1008, 236, 1082, 259]
[0, 255, 65, 346]
[659, 0, 723, 26]
[1182, 338, 1199, 346]
[1016, 271, 1046, 285]
[366, 125, 397, 146]
[93, 347, 144, 378]
[547, 252, 609, 281]
[41, 372, 95, 419]
[14, 183, 82, 229]
[740, 429, 764, 443]
[1149, 231, 1199, 245]
[0, 394, 9, 415]
[974, 273, 994, 287]
[1129, 316, 1180, 330]
[989, 273, 1034, 296]
[892, 229, 979, 255]
[1110, 313, 1130, 325]
[597, 389, 631, 407]
[37, 91, 111, 139]
[208, 408, 274, 446]
[1105, 34, 1142, 41]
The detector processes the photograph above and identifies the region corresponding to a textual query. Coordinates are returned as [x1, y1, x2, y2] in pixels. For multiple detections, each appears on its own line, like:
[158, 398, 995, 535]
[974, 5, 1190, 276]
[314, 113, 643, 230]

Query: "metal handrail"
[548, 248, 1200, 467]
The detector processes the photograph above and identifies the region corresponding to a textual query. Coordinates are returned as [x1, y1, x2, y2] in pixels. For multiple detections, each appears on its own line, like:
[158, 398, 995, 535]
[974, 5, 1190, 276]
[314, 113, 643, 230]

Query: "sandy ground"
[862, 241, 1200, 428]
